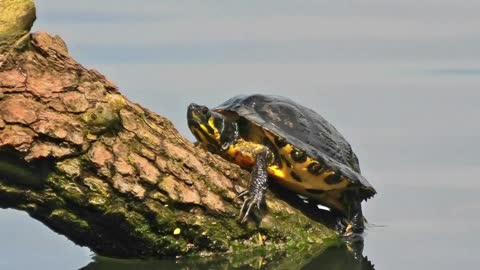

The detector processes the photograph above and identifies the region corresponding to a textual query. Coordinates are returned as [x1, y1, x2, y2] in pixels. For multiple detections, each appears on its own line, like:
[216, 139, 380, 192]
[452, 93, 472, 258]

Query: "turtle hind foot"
[334, 216, 361, 237]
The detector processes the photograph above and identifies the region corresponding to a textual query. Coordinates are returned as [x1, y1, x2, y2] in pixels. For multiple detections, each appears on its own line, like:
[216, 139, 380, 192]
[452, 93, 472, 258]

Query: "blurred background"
[1, 0, 479, 269]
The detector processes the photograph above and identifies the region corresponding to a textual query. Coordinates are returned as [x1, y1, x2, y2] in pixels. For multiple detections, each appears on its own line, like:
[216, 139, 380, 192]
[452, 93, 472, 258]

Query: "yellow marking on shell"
[262, 130, 350, 213]
[268, 165, 286, 179]
[221, 127, 351, 214]
[282, 144, 293, 156]
[278, 144, 348, 189]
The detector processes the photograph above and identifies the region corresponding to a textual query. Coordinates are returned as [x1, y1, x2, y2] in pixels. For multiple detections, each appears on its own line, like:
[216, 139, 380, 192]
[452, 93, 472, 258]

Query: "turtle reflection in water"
[304, 239, 375, 270]
[81, 240, 374, 270]
[187, 94, 375, 235]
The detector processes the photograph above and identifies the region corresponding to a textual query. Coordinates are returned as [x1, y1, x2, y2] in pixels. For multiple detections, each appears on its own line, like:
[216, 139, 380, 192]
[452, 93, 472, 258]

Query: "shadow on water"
[80, 239, 374, 270]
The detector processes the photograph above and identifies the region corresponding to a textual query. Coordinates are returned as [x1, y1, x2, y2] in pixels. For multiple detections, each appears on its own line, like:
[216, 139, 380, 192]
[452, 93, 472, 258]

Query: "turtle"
[187, 94, 375, 234]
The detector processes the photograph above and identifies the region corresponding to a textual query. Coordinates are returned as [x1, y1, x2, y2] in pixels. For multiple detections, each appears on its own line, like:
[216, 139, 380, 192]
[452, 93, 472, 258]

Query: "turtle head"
[187, 103, 238, 152]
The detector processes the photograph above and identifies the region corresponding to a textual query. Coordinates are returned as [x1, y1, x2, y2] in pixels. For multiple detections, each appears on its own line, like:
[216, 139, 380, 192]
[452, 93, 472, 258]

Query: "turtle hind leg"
[238, 149, 269, 223]
[334, 216, 348, 233]
[345, 199, 365, 235]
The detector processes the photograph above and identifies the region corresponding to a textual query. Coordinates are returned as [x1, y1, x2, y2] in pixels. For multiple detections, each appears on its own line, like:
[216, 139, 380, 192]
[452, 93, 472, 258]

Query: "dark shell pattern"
[214, 94, 374, 190]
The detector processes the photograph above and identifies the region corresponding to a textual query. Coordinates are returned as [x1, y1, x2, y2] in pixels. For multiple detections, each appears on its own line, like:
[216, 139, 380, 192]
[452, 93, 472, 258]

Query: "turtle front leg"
[238, 149, 269, 223]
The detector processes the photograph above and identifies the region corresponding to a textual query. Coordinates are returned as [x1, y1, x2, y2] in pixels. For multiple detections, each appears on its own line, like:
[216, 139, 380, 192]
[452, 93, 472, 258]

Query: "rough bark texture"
[0, 0, 337, 260]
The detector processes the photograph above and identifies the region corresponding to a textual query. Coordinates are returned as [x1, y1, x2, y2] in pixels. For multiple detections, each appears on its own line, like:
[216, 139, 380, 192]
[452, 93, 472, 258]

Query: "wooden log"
[0, 0, 337, 260]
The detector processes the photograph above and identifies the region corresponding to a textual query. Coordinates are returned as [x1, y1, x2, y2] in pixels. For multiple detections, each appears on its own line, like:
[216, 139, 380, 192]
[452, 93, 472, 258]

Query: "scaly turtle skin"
[187, 94, 375, 234]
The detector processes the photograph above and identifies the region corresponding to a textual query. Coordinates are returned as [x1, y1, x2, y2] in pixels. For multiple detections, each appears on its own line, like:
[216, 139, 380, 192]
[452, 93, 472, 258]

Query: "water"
[1, 1, 479, 269]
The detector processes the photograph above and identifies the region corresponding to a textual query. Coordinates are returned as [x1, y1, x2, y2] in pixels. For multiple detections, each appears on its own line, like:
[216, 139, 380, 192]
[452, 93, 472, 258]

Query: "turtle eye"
[199, 106, 209, 115]
[204, 111, 211, 119]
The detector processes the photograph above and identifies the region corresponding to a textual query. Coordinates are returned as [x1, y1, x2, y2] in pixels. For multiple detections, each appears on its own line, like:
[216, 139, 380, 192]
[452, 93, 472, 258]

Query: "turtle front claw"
[236, 149, 269, 223]
[237, 191, 264, 223]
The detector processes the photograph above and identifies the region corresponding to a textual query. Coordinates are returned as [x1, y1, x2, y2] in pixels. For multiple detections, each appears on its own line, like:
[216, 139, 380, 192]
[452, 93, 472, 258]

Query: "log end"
[0, 0, 36, 54]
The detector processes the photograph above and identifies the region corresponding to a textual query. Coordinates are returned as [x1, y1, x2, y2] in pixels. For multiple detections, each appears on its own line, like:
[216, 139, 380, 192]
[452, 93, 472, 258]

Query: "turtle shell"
[214, 94, 374, 193]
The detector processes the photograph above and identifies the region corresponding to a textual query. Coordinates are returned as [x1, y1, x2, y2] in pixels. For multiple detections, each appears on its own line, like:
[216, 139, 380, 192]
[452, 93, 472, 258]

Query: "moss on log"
[0, 0, 36, 55]
[0, 0, 339, 261]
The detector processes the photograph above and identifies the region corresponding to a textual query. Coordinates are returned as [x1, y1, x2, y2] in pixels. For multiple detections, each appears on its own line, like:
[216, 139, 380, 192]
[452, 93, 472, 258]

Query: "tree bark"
[0, 0, 337, 259]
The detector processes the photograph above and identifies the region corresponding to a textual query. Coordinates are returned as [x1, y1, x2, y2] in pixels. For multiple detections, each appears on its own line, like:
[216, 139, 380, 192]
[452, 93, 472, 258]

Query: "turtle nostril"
[187, 104, 210, 118]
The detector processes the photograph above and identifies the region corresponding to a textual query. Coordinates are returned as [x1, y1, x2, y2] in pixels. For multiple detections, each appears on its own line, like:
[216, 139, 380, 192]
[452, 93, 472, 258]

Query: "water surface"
[1, 1, 479, 269]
